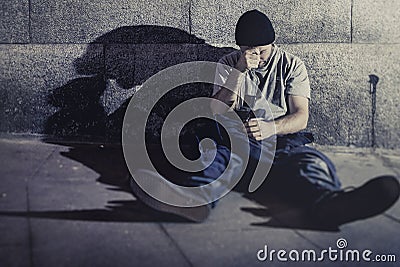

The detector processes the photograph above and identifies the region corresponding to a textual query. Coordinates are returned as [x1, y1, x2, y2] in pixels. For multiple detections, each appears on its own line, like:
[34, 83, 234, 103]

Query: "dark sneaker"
[128, 169, 211, 223]
[312, 175, 400, 226]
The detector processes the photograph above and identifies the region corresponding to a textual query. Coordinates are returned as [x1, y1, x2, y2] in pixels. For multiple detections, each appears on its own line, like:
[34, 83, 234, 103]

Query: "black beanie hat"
[235, 10, 275, 46]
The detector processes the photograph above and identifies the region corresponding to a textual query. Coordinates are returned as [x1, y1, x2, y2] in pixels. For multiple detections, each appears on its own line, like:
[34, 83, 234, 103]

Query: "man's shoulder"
[275, 46, 305, 66]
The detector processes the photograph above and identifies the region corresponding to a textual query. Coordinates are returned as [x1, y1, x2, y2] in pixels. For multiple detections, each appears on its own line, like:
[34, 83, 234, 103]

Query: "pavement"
[0, 136, 399, 267]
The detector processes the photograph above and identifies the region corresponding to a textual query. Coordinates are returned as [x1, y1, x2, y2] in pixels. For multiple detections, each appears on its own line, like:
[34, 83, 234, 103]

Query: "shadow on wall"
[44, 25, 235, 142]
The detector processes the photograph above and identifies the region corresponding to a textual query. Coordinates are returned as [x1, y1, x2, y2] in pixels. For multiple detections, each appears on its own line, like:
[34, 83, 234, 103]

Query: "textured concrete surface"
[353, 0, 400, 43]
[281, 44, 400, 147]
[0, 0, 29, 43]
[30, 0, 190, 43]
[1, 1, 399, 148]
[0, 139, 54, 267]
[191, 0, 351, 44]
[0, 138, 399, 267]
[282, 44, 370, 147]
[0, 44, 103, 135]
[368, 45, 400, 149]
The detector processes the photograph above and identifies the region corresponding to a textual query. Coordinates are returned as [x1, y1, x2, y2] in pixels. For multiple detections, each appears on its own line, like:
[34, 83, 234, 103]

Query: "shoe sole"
[129, 169, 210, 223]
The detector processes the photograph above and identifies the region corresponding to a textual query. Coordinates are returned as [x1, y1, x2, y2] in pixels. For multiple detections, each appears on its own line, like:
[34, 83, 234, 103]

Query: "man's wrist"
[263, 119, 278, 135]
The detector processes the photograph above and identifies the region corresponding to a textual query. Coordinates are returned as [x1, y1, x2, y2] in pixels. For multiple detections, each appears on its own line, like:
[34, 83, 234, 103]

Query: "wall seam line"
[188, 0, 192, 36]
[28, 0, 32, 43]
[159, 224, 194, 267]
[350, 0, 353, 43]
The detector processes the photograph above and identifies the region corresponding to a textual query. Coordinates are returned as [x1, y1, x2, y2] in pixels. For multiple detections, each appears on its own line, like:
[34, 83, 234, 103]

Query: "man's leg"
[128, 142, 239, 222]
[128, 113, 273, 222]
[128, 114, 249, 222]
[267, 145, 400, 227]
[267, 146, 341, 205]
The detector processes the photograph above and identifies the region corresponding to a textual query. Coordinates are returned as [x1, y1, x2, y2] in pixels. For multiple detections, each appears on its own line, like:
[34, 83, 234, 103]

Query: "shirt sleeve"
[285, 60, 311, 99]
[212, 51, 240, 96]
[212, 60, 231, 96]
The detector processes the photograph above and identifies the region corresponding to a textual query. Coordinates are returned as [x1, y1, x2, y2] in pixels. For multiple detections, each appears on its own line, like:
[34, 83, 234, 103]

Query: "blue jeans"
[181, 114, 342, 206]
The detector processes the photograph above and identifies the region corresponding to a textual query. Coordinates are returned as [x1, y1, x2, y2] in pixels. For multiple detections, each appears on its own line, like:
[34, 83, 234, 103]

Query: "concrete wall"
[0, 0, 399, 148]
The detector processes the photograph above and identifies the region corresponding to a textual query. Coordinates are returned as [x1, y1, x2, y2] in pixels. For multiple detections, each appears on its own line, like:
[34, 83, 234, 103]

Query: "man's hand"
[235, 48, 261, 72]
[245, 118, 275, 141]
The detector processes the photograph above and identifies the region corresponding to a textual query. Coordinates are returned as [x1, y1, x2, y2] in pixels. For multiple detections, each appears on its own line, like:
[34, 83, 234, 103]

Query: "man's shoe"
[129, 169, 211, 223]
[312, 175, 400, 227]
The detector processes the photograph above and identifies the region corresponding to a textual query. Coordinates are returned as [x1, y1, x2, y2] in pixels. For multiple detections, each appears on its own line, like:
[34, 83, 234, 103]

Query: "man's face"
[240, 44, 273, 68]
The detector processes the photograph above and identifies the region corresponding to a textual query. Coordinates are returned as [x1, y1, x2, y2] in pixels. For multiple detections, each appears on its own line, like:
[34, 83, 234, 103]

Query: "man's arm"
[210, 48, 262, 114]
[246, 95, 309, 140]
[210, 71, 245, 114]
[275, 95, 309, 133]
